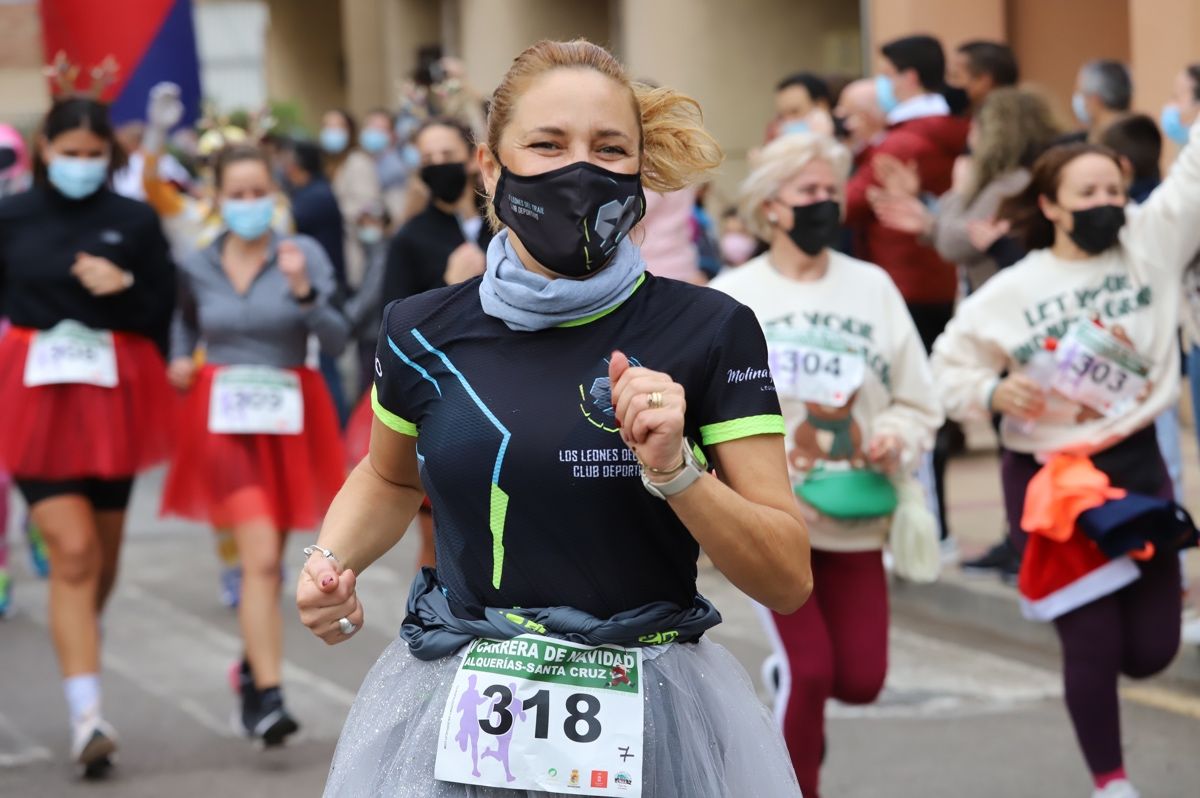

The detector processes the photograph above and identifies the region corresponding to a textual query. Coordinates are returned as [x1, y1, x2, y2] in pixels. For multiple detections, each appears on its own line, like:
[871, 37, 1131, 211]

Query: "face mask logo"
[594, 197, 639, 244]
[493, 160, 646, 278]
[47, 156, 108, 199]
[1067, 204, 1125, 255]
[784, 199, 841, 256]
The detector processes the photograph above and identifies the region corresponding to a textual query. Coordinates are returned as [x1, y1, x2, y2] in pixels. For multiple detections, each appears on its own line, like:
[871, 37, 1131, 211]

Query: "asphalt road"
[2, 468, 1198, 797]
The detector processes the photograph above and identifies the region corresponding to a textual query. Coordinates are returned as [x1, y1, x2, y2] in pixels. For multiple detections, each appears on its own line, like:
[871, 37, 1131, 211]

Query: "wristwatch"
[641, 440, 705, 499]
[292, 285, 319, 304]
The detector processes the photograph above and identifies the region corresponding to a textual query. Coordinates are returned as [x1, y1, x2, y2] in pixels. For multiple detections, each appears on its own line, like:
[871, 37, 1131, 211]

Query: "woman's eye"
[599, 146, 628, 156]
[530, 141, 561, 150]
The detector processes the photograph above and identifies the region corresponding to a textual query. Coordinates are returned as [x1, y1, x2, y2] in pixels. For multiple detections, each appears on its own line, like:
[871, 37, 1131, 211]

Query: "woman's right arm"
[1126, 118, 1200, 275]
[297, 416, 425, 644]
[929, 288, 1012, 423]
[167, 267, 199, 388]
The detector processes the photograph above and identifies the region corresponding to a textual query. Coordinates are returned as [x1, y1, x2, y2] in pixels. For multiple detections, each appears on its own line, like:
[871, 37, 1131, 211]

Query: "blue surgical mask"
[320, 127, 350, 154]
[779, 119, 811, 137]
[47, 156, 108, 199]
[221, 196, 276, 240]
[401, 144, 421, 170]
[875, 74, 898, 115]
[357, 225, 384, 245]
[1161, 105, 1190, 145]
[360, 128, 391, 154]
[1072, 92, 1091, 126]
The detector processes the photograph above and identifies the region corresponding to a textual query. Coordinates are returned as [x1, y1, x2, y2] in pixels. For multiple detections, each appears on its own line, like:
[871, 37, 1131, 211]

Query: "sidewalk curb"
[889, 568, 1200, 692]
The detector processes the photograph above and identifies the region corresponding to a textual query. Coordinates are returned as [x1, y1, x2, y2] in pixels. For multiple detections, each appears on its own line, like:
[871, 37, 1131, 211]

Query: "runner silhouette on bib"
[453, 675, 489, 777]
[480, 681, 527, 782]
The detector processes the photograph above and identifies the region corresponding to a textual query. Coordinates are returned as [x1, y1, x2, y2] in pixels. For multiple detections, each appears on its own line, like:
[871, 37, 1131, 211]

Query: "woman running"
[712, 131, 942, 798]
[0, 96, 175, 776]
[298, 39, 811, 797]
[162, 143, 349, 747]
[932, 132, 1200, 798]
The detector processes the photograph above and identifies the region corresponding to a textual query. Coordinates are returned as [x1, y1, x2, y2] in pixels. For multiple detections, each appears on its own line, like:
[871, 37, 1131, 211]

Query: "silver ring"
[338, 617, 358, 635]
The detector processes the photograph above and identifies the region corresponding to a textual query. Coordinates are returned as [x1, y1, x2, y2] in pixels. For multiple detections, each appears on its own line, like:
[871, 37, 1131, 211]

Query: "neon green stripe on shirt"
[371, 385, 418, 437]
[699, 414, 786, 446]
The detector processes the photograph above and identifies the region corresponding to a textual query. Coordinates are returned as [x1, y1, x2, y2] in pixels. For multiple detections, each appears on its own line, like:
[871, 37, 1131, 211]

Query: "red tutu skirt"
[160, 365, 345, 531]
[344, 391, 374, 468]
[0, 326, 174, 480]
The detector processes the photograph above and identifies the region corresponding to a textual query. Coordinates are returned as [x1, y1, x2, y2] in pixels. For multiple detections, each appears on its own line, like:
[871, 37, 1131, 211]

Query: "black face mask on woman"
[785, 199, 841, 256]
[420, 162, 469, 204]
[492, 160, 646, 278]
[1068, 204, 1126, 255]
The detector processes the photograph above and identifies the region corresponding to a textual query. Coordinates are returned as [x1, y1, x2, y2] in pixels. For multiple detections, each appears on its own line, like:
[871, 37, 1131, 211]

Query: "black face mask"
[785, 200, 841, 256]
[1068, 204, 1126, 254]
[832, 115, 850, 141]
[421, 162, 469, 204]
[493, 161, 646, 277]
[0, 148, 16, 172]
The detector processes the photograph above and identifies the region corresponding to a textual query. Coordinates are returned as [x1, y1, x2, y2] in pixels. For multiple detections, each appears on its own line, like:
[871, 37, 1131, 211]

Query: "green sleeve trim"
[371, 385, 418, 437]
[699, 414, 786, 446]
[556, 273, 647, 328]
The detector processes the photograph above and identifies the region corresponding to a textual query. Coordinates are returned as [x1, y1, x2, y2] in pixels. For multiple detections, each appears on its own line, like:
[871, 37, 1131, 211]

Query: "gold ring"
[648, 391, 664, 409]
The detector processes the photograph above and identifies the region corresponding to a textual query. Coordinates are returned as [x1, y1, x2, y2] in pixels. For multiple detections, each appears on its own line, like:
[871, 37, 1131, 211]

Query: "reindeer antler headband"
[44, 51, 120, 99]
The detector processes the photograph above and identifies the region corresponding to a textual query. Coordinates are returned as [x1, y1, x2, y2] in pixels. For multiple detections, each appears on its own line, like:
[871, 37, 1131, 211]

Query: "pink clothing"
[638, 188, 701, 282]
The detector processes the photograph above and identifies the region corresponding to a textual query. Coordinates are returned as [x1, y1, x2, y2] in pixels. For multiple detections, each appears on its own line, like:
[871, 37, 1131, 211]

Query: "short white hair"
[738, 132, 852, 241]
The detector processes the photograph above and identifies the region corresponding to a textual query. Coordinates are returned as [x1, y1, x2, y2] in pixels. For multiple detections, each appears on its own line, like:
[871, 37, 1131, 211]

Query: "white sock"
[63, 674, 101, 726]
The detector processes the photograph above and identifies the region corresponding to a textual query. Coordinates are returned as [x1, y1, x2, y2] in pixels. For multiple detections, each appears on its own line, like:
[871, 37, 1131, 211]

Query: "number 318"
[479, 686, 601, 744]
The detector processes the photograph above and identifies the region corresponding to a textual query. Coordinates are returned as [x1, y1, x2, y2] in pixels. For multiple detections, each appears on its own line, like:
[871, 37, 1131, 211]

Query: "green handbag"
[796, 467, 899, 520]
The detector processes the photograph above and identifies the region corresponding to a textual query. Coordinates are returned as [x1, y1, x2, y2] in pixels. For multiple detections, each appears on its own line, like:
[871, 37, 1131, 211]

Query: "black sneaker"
[241, 685, 299, 748]
[961, 540, 1021, 580]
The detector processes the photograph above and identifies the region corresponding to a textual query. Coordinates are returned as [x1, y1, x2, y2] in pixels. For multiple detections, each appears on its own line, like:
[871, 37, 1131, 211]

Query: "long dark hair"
[998, 143, 1122, 251]
[34, 97, 126, 186]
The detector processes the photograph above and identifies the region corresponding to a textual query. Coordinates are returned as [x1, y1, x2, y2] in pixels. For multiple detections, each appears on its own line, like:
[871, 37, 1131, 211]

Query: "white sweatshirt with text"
[712, 252, 943, 551]
[932, 121, 1200, 456]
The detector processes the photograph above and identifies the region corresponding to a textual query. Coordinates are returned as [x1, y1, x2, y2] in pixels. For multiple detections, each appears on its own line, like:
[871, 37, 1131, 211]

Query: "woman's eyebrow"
[594, 129, 633, 141]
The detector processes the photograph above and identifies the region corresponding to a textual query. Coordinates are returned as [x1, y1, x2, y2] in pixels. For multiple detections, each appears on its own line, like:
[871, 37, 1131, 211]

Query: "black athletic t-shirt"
[373, 273, 784, 619]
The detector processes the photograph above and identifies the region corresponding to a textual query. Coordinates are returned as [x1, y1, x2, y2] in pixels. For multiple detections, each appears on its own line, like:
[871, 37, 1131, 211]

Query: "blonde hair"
[484, 39, 723, 230]
[968, 87, 1061, 203]
[738, 132, 852, 241]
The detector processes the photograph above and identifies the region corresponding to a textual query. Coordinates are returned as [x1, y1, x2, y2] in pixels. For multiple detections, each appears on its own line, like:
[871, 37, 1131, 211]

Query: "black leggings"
[1053, 553, 1181, 774]
[15, 477, 134, 511]
[1001, 427, 1182, 776]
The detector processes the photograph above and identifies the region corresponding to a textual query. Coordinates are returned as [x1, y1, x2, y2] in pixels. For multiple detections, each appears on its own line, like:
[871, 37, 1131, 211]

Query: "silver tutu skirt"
[324, 636, 802, 797]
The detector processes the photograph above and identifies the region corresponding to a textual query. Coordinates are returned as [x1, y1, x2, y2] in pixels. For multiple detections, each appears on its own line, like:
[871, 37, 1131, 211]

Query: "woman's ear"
[1038, 194, 1066, 230]
[763, 197, 784, 229]
[477, 144, 500, 198]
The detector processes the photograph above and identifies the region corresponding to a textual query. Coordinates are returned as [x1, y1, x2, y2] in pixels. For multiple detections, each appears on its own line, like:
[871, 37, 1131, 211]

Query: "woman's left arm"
[667, 435, 812, 614]
[609, 304, 813, 615]
[283, 236, 350, 354]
